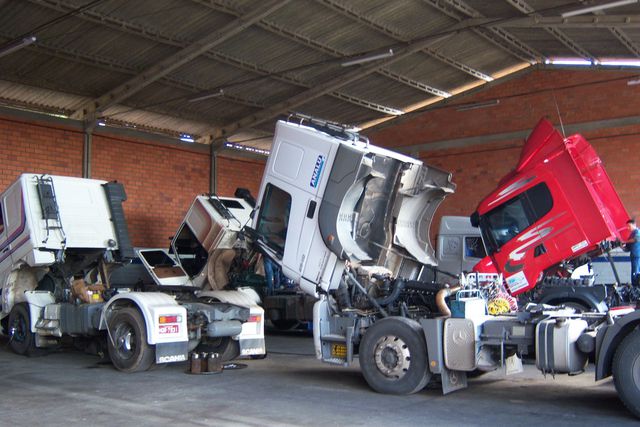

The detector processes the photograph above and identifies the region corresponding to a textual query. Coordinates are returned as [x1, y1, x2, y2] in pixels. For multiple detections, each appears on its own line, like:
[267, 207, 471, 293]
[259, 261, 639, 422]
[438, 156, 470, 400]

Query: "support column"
[82, 118, 96, 178]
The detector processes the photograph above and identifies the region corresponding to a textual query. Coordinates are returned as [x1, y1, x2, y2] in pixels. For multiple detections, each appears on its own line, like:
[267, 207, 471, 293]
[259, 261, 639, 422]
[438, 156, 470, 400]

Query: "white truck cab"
[436, 216, 486, 277]
[0, 174, 265, 371]
[253, 120, 455, 297]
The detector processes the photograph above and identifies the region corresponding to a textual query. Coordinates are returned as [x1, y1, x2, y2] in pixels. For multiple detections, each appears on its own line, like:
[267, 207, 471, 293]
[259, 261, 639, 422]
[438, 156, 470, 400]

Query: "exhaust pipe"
[436, 286, 460, 317]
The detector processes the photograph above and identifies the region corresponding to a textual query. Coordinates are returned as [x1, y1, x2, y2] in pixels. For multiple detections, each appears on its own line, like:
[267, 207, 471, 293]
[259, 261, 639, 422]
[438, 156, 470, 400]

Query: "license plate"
[159, 324, 179, 334]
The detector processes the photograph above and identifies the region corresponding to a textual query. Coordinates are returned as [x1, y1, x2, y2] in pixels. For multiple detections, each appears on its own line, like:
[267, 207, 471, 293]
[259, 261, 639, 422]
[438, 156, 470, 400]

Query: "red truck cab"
[471, 118, 629, 295]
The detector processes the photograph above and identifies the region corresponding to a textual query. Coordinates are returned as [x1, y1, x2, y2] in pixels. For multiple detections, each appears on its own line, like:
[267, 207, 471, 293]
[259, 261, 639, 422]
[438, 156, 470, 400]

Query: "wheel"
[107, 307, 155, 372]
[196, 337, 240, 362]
[359, 317, 431, 395]
[613, 328, 640, 418]
[8, 303, 36, 356]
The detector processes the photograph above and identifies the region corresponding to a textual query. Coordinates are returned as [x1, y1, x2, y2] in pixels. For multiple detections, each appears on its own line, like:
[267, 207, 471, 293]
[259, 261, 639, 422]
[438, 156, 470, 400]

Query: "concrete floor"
[0, 329, 636, 427]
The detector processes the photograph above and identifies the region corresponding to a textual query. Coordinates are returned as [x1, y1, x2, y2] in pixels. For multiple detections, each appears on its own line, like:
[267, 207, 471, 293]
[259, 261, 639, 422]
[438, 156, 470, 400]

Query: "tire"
[196, 337, 241, 362]
[359, 317, 431, 395]
[8, 303, 36, 356]
[107, 307, 155, 373]
[612, 328, 640, 418]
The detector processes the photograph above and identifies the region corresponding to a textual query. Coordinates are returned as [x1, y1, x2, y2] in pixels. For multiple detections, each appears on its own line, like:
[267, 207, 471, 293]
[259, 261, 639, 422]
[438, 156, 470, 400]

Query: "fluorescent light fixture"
[600, 59, 640, 67]
[188, 89, 224, 103]
[97, 121, 106, 127]
[341, 49, 394, 67]
[545, 58, 594, 66]
[456, 99, 500, 112]
[179, 134, 195, 143]
[546, 57, 640, 67]
[0, 35, 36, 59]
[561, 0, 638, 18]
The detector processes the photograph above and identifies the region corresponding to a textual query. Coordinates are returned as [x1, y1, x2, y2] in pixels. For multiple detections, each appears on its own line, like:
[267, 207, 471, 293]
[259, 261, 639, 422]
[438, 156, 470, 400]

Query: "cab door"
[255, 122, 336, 284]
[481, 181, 553, 295]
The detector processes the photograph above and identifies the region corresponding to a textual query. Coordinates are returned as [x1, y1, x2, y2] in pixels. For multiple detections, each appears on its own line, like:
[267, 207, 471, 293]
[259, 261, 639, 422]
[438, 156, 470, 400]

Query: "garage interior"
[1, 0, 640, 425]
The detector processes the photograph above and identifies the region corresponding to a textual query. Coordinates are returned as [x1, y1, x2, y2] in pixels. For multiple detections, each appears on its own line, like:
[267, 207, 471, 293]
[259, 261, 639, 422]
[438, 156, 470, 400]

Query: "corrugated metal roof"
[0, 0, 638, 148]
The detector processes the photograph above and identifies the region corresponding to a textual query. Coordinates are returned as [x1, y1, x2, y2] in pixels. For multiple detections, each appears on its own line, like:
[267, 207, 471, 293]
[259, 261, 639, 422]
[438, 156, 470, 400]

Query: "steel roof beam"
[427, 0, 543, 63]
[70, 0, 290, 119]
[505, 0, 595, 61]
[217, 32, 455, 137]
[256, 17, 450, 95]
[590, 8, 640, 58]
[28, 0, 187, 46]
[609, 26, 640, 57]
[30, 0, 404, 118]
[491, 14, 640, 28]
[0, 29, 264, 114]
[318, 0, 494, 81]
[195, 0, 450, 97]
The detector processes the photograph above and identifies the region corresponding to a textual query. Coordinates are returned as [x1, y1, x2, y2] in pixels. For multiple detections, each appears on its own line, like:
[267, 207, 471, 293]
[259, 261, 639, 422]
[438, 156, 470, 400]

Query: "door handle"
[1, 247, 10, 254]
[306, 201, 317, 219]
[534, 243, 547, 257]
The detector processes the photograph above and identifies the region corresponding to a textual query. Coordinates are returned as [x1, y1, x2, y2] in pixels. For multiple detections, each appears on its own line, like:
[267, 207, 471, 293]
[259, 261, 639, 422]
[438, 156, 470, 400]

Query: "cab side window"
[464, 236, 486, 258]
[172, 224, 208, 277]
[256, 184, 292, 254]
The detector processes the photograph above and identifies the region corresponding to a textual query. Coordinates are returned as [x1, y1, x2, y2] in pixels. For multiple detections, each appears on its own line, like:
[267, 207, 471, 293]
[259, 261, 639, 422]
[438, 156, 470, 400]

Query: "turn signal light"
[248, 315, 261, 323]
[159, 315, 180, 324]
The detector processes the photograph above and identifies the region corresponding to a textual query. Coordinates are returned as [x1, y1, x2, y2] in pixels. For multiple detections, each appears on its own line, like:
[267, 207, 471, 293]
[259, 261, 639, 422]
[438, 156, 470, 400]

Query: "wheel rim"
[113, 322, 137, 360]
[10, 312, 27, 344]
[373, 335, 411, 379]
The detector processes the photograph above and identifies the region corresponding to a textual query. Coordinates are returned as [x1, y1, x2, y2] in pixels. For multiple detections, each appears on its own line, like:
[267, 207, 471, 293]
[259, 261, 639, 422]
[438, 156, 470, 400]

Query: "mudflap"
[419, 317, 469, 394]
[441, 367, 468, 394]
[238, 337, 266, 357]
[155, 341, 189, 364]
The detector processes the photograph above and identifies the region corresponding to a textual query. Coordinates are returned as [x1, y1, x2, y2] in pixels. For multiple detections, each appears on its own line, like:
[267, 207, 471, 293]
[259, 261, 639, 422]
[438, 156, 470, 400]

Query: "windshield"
[479, 182, 552, 254]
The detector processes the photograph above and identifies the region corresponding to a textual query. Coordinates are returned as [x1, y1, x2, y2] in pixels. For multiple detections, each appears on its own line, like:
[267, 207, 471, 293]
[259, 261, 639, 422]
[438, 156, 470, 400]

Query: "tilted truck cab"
[253, 119, 455, 298]
[472, 118, 629, 295]
[0, 174, 265, 371]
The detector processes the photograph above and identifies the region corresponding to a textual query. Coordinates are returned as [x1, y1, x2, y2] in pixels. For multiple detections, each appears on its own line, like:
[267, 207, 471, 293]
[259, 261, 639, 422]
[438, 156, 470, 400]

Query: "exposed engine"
[332, 265, 452, 320]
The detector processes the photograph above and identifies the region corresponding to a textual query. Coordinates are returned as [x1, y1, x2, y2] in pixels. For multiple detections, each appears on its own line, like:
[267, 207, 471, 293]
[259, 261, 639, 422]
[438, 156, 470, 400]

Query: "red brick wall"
[367, 68, 640, 233]
[90, 134, 210, 248]
[0, 116, 83, 188]
[0, 114, 266, 247]
[216, 156, 265, 198]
